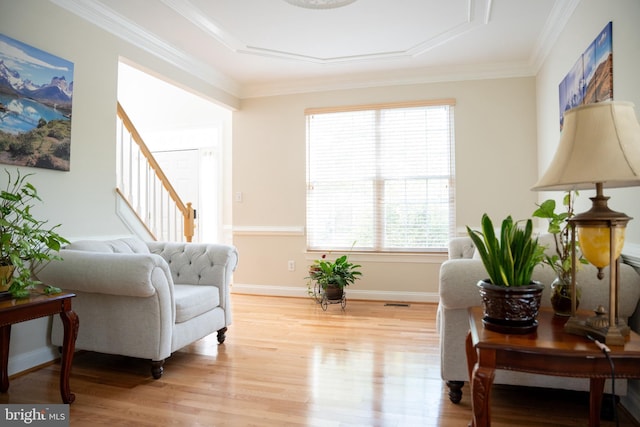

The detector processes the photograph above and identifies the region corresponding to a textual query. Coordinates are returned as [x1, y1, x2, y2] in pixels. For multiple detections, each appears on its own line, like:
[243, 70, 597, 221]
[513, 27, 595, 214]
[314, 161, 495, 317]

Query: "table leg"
[59, 308, 79, 404]
[589, 377, 605, 427]
[471, 364, 495, 427]
[466, 331, 495, 427]
[466, 332, 477, 386]
[0, 324, 10, 393]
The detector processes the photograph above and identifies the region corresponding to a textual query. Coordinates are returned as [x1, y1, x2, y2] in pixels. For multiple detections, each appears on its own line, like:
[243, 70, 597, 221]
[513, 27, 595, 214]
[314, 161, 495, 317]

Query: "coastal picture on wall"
[559, 22, 613, 130]
[0, 33, 73, 171]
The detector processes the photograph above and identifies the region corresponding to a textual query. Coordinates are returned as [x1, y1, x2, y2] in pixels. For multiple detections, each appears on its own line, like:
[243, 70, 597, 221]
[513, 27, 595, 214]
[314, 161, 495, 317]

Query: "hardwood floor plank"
[0, 294, 638, 426]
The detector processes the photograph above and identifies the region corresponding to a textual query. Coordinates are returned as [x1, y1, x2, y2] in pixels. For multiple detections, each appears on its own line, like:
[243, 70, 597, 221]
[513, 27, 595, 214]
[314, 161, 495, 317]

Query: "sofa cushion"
[67, 237, 150, 254]
[174, 284, 219, 324]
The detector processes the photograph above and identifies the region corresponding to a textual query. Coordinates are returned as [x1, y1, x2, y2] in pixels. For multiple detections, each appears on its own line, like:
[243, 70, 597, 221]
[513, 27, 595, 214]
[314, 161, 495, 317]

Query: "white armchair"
[438, 235, 640, 403]
[37, 237, 238, 378]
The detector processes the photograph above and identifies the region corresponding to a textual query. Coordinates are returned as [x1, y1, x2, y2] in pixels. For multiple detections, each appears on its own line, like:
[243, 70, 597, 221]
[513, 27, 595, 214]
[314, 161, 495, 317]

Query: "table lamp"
[532, 101, 640, 345]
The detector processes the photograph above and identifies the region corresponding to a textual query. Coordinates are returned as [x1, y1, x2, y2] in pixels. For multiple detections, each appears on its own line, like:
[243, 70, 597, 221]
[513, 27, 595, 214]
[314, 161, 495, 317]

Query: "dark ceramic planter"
[324, 285, 344, 301]
[477, 280, 544, 334]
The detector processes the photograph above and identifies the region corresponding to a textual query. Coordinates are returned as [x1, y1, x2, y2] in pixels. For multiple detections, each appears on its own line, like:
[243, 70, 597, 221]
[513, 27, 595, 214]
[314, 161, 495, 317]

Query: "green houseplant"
[466, 214, 545, 333]
[532, 191, 588, 315]
[0, 169, 69, 298]
[307, 253, 362, 309]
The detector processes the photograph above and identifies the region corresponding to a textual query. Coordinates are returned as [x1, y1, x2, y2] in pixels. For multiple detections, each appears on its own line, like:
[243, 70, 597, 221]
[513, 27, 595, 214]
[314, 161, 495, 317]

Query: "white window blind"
[306, 100, 455, 252]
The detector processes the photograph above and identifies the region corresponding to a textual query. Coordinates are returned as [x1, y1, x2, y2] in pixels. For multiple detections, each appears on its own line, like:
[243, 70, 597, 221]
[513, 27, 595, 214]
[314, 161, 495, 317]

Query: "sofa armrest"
[36, 250, 174, 297]
[439, 259, 488, 309]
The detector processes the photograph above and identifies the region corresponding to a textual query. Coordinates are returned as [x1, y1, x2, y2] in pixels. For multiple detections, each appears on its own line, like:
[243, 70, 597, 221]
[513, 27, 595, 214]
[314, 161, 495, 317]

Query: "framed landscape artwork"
[0, 33, 74, 171]
[559, 21, 613, 130]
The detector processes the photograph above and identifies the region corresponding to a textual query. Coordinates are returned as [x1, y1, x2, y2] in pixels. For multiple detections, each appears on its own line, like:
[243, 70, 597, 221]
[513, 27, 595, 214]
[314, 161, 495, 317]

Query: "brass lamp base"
[564, 314, 629, 346]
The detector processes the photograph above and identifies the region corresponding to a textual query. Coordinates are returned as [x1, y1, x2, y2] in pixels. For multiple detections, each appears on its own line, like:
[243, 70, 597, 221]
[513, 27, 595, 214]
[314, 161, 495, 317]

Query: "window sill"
[304, 251, 447, 264]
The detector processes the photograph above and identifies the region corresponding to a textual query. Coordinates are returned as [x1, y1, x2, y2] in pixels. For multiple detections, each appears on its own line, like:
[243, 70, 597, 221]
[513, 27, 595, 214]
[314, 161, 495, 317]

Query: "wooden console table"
[466, 306, 640, 427]
[0, 292, 78, 403]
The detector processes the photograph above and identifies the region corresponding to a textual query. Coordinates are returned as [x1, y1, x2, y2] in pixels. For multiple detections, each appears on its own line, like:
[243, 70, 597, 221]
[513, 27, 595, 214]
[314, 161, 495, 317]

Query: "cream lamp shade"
[532, 101, 640, 191]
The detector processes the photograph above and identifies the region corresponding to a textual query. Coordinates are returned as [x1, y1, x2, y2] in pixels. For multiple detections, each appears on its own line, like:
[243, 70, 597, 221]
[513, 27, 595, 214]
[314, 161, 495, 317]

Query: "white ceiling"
[51, 0, 579, 98]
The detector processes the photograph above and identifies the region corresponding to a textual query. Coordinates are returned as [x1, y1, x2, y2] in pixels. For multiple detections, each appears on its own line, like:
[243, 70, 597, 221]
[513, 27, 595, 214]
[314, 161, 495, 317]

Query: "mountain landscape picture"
[558, 22, 613, 130]
[0, 33, 73, 171]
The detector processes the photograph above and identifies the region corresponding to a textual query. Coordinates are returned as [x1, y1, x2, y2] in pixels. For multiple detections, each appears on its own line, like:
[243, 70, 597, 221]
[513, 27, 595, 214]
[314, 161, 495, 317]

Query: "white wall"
[0, 0, 238, 375]
[232, 77, 539, 300]
[536, 0, 640, 242]
[535, 0, 640, 418]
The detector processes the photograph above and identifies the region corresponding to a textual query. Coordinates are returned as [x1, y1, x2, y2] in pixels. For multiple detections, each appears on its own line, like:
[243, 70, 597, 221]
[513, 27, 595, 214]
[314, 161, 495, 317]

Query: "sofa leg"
[151, 360, 164, 379]
[217, 327, 227, 344]
[446, 380, 464, 403]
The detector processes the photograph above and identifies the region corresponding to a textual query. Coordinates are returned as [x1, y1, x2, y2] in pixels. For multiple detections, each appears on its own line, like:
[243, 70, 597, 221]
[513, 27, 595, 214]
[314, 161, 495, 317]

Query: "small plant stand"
[320, 291, 346, 311]
[311, 281, 347, 311]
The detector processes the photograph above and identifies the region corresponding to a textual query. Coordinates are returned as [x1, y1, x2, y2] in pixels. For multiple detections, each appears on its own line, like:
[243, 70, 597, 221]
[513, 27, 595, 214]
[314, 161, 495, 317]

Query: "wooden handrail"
[116, 102, 195, 242]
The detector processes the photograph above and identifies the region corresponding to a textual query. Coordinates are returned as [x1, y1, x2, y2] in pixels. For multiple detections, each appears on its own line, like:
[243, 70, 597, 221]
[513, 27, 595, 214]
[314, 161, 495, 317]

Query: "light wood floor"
[1, 294, 639, 426]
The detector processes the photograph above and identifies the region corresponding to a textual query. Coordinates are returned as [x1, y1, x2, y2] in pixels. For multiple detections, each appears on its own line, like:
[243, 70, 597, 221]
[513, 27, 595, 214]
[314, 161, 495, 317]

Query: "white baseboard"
[9, 346, 58, 377]
[231, 283, 439, 303]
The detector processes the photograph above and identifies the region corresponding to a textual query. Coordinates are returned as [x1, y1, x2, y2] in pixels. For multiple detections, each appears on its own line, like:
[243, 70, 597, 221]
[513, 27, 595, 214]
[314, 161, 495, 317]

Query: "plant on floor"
[307, 253, 362, 291]
[466, 214, 545, 287]
[0, 169, 69, 298]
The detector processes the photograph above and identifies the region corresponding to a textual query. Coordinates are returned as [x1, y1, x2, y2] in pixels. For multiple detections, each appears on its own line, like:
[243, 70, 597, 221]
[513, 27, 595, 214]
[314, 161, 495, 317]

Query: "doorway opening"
[116, 60, 232, 243]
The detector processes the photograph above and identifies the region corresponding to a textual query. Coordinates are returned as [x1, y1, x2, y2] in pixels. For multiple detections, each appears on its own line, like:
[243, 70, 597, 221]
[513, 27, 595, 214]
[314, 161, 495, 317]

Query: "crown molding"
[50, 0, 241, 97]
[239, 60, 536, 99]
[49, 0, 575, 100]
[161, 0, 492, 65]
[529, 0, 581, 73]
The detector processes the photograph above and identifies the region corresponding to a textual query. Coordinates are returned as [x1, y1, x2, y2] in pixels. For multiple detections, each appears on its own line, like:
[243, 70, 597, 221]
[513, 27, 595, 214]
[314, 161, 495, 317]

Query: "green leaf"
[467, 213, 542, 287]
[532, 199, 556, 219]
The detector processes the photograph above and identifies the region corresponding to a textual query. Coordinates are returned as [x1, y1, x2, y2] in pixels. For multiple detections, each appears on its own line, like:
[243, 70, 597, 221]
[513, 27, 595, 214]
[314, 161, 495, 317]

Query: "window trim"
[304, 98, 456, 115]
[305, 98, 456, 253]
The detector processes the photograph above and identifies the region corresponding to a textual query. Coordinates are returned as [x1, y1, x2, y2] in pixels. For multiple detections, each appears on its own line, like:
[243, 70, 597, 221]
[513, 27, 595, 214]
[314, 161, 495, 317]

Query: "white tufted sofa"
[37, 237, 238, 378]
[438, 234, 640, 403]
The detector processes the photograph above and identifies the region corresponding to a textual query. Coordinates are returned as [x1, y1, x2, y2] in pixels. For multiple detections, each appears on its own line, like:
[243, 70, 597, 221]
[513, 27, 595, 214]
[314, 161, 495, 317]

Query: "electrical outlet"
[287, 260, 295, 271]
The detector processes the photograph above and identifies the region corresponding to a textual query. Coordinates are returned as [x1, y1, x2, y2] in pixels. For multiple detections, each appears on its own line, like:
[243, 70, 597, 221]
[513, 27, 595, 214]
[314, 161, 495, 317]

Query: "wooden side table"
[466, 306, 640, 427]
[0, 292, 78, 403]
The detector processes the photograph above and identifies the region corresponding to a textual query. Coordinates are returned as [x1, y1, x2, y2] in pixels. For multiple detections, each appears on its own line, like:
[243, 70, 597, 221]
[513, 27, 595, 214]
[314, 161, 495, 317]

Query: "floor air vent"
[384, 303, 410, 307]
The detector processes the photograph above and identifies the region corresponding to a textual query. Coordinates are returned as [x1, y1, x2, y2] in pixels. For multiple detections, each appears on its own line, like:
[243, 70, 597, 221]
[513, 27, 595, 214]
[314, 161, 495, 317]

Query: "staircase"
[115, 102, 195, 242]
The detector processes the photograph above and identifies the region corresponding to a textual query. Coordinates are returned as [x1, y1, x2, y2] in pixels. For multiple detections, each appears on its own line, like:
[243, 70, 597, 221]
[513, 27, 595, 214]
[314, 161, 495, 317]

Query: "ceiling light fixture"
[283, 0, 357, 9]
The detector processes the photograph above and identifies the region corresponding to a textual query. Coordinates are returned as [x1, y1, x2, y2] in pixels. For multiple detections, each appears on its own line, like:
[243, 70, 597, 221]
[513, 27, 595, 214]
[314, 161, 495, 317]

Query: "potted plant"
[532, 191, 588, 316]
[0, 169, 69, 298]
[307, 253, 362, 308]
[466, 214, 545, 333]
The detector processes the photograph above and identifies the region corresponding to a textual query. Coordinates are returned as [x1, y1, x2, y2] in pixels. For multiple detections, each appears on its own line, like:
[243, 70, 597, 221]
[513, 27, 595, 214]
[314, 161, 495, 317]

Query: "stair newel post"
[184, 202, 195, 243]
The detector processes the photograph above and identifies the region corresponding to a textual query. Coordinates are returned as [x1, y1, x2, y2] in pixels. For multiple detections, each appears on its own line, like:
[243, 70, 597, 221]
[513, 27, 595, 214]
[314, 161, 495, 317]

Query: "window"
[306, 100, 455, 252]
